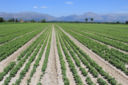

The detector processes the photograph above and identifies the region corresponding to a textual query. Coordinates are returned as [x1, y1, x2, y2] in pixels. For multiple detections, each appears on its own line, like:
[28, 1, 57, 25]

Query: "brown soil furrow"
[58, 25, 128, 85]
[41, 25, 58, 85]
[0, 28, 46, 73]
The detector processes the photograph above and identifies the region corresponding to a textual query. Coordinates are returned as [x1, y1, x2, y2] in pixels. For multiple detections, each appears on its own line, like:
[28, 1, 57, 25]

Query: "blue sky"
[0, 0, 128, 17]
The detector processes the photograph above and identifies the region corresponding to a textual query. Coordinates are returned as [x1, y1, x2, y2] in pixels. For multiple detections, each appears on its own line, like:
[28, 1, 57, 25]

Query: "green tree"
[41, 19, 46, 23]
[85, 18, 88, 23]
[15, 19, 19, 22]
[125, 21, 128, 24]
[0, 17, 4, 22]
[90, 18, 94, 22]
[30, 19, 36, 23]
[116, 21, 120, 24]
[8, 18, 15, 22]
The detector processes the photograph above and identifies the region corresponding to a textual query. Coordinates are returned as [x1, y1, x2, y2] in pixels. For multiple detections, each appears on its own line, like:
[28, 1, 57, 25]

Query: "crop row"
[0, 27, 46, 61]
[61, 26, 128, 75]
[0, 23, 47, 44]
[37, 28, 52, 85]
[59, 23, 128, 43]
[58, 30, 106, 85]
[57, 28, 118, 85]
[1, 28, 49, 85]
[13, 29, 50, 85]
[95, 32, 128, 44]
[0, 29, 45, 83]
[58, 30, 84, 85]
[27, 29, 51, 85]
[56, 30, 70, 85]
[58, 30, 95, 85]
[74, 30, 128, 52]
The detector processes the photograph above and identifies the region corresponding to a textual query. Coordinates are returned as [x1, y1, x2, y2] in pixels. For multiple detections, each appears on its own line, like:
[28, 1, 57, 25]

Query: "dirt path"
[0, 28, 46, 73]
[54, 27, 64, 85]
[41, 25, 58, 85]
[58, 25, 128, 85]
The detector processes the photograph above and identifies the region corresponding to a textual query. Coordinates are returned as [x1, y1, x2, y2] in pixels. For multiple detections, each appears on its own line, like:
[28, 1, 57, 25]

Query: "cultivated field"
[0, 23, 128, 85]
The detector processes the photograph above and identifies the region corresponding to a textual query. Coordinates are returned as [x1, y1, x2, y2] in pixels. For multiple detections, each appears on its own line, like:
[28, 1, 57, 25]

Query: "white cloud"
[33, 6, 38, 9]
[65, 1, 73, 5]
[41, 6, 48, 9]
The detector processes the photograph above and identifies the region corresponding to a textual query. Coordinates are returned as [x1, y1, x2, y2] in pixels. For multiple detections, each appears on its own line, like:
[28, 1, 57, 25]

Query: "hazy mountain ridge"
[0, 12, 56, 21]
[0, 12, 128, 22]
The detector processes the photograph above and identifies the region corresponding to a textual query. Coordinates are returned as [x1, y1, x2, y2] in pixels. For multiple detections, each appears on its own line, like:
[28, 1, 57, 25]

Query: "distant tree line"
[0, 17, 128, 24]
[0, 17, 46, 23]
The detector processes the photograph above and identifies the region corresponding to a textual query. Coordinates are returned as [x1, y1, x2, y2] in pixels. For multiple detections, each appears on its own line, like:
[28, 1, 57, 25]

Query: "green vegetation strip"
[37, 28, 52, 85]
[58, 30, 83, 85]
[13, 29, 49, 85]
[57, 27, 118, 85]
[27, 30, 50, 85]
[59, 24, 128, 75]
[2, 29, 48, 85]
[56, 30, 70, 85]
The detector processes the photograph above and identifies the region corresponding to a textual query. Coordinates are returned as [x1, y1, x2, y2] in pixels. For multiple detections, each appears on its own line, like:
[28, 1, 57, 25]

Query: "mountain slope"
[0, 12, 128, 22]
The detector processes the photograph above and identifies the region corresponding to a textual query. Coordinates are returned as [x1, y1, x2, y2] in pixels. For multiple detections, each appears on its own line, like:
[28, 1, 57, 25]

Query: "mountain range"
[0, 12, 128, 22]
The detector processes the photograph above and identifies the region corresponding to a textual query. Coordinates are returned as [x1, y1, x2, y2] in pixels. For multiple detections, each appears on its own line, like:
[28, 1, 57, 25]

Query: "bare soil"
[53, 26, 64, 85]
[41, 25, 58, 85]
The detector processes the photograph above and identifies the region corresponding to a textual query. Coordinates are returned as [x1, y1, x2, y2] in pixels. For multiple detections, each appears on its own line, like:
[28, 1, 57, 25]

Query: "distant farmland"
[0, 23, 128, 85]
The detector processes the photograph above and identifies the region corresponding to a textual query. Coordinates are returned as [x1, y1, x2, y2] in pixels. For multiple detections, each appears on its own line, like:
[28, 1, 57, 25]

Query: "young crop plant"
[97, 78, 108, 85]
[59, 30, 99, 78]
[27, 31, 50, 85]
[2, 29, 48, 85]
[86, 76, 95, 85]
[14, 30, 49, 85]
[37, 28, 52, 84]
[56, 32, 70, 85]
[0, 30, 41, 61]
[61, 26, 128, 75]
[58, 33, 83, 85]
[0, 62, 16, 81]
[57, 27, 119, 85]
[41, 31, 51, 73]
